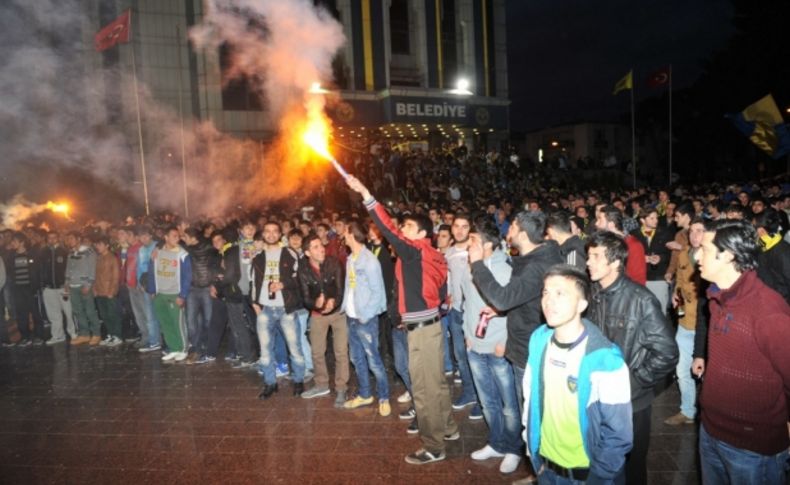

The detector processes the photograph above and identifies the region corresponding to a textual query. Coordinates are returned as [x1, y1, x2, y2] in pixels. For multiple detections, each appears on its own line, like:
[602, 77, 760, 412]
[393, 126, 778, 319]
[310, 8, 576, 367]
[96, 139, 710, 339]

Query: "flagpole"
[630, 69, 636, 189]
[667, 64, 672, 187]
[130, 31, 150, 216]
[176, 25, 189, 218]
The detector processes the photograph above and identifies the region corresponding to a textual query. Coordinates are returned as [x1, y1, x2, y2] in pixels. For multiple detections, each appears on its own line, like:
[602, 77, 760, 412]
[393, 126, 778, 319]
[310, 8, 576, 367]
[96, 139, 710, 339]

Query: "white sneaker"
[173, 352, 188, 362]
[46, 337, 66, 346]
[106, 336, 123, 347]
[397, 391, 412, 403]
[98, 336, 112, 347]
[161, 351, 179, 361]
[499, 453, 522, 474]
[471, 444, 505, 461]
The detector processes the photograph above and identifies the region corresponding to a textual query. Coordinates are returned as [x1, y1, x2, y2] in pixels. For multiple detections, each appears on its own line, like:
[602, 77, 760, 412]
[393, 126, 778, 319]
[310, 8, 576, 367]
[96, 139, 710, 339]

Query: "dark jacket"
[250, 247, 302, 314]
[588, 274, 679, 411]
[11, 250, 40, 290]
[187, 240, 220, 288]
[631, 227, 673, 281]
[558, 235, 587, 271]
[214, 245, 244, 303]
[369, 242, 395, 304]
[471, 240, 564, 368]
[757, 240, 790, 305]
[39, 244, 68, 289]
[298, 256, 344, 315]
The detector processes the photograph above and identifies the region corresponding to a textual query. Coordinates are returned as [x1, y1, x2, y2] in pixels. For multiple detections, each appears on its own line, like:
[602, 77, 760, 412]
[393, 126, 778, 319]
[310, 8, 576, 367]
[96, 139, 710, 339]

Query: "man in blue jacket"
[523, 264, 632, 484]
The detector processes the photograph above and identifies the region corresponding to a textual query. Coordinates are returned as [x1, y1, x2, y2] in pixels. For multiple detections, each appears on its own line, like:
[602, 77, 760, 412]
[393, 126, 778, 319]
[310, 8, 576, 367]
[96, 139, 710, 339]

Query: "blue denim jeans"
[700, 424, 790, 485]
[675, 326, 696, 419]
[441, 314, 453, 373]
[467, 350, 522, 454]
[348, 316, 389, 400]
[448, 309, 477, 403]
[295, 309, 312, 371]
[256, 306, 305, 385]
[186, 286, 213, 354]
[392, 326, 411, 392]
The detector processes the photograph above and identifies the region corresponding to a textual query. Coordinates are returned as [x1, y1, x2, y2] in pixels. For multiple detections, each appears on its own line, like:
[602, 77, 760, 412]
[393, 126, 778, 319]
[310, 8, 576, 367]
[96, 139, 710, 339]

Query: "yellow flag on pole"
[613, 70, 633, 95]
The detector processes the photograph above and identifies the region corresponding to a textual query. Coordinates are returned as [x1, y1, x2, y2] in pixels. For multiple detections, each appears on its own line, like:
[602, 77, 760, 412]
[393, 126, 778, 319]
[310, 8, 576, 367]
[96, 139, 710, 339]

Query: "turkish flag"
[647, 67, 671, 88]
[95, 10, 131, 52]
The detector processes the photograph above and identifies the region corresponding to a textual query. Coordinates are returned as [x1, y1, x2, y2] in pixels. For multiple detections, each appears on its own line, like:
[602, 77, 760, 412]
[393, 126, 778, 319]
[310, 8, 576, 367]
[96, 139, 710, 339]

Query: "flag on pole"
[726, 94, 790, 159]
[647, 67, 670, 88]
[94, 10, 131, 52]
[613, 70, 633, 95]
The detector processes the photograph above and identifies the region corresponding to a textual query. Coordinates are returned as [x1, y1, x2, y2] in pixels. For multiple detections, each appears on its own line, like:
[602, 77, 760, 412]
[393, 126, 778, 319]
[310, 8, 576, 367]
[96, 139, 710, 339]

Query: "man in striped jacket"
[346, 175, 458, 466]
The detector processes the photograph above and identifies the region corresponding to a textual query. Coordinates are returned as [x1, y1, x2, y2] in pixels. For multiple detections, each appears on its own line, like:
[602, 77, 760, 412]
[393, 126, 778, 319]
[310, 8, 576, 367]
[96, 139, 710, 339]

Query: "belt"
[541, 456, 589, 481]
[405, 316, 440, 332]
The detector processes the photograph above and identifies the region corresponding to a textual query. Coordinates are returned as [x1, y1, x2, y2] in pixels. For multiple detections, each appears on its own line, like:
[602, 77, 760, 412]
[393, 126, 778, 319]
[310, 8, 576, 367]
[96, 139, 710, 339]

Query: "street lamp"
[449, 78, 473, 95]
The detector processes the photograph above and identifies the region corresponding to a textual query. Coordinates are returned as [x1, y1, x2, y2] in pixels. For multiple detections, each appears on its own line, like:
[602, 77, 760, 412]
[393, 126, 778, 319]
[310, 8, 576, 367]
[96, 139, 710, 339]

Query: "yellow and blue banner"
[726, 94, 790, 159]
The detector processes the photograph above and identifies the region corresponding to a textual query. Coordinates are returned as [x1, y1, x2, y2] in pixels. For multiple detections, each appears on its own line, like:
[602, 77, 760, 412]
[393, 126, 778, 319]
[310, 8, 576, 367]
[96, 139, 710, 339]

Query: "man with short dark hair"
[754, 209, 790, 305]
[633, 208, 673, 314]
[697, 219, 790, 485]
[9, 233, 44, 346]
[586, 231, 678, 485]
[546, 211, 586, 271]
[39, 231, 76, 345]
[65, 231, 102, 346]
[93, 235, 122, 347]
[183, 227, 219, 364]
[595, 205, 646, 285]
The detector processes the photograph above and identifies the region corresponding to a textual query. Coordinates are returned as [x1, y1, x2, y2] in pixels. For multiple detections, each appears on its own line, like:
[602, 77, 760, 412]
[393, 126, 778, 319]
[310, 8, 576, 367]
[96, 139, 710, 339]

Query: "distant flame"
[46, 201, 72, 220]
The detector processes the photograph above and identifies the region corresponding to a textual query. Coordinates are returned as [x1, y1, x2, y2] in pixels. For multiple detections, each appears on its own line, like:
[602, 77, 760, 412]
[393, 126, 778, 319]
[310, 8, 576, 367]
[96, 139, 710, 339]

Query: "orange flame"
[302, 114, 334, 161]
[45, 201, 72, 220]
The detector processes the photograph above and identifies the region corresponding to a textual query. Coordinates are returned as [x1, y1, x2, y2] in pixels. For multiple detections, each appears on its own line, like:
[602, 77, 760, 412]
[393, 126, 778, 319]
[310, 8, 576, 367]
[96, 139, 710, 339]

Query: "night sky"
[505, 0, 735, 132]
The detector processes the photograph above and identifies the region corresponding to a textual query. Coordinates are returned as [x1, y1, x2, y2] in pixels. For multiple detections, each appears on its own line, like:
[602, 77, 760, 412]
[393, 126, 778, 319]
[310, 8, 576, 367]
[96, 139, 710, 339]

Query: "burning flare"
[46, 201, 72, 220]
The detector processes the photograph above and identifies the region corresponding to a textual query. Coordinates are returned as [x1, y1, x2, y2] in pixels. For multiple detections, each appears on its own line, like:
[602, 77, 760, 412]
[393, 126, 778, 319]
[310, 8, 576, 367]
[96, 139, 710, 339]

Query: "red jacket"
[365, 199, 447, 322]
[624, 234, 647, 285]
[701, 271, 790, 455]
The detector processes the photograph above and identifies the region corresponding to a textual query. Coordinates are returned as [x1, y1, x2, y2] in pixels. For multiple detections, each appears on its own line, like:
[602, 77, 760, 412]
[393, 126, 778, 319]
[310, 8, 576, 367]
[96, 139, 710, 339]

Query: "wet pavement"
[0, 341, 699, 484]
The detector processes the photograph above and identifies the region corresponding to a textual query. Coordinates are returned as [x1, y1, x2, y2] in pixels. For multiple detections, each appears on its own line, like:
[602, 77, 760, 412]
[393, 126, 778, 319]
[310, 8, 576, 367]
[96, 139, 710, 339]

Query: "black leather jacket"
[39, 245, 69, 289]
[588, 274, 679, 411]
[187, 240, 220, 288]
[214, 245, 243, 303]
[297, 256, 344, 315]
[250, 247, 303, 314]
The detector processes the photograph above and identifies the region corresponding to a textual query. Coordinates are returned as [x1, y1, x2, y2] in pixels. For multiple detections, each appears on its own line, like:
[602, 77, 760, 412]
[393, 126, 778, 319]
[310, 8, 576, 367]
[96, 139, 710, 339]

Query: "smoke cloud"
[0, 0, 345, 228]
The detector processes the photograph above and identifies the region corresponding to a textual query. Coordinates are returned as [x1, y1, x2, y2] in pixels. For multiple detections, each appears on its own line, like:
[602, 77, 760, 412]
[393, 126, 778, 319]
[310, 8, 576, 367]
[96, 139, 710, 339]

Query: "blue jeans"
[675, 326, 696, 418]
[186, 286, 213, 354]
[467, 350, 522, 454]
[512, 362, 525, 417]
[348, 316, 389, 400]
[392, 327, 411, 392]
[448, 309, 477, 402]
[256, 306, 305, 385]
[700, 424, 789, 485]
[295, 309, 312, 371]
[441, 314, 453, 372]
[141, 289, 160, 347]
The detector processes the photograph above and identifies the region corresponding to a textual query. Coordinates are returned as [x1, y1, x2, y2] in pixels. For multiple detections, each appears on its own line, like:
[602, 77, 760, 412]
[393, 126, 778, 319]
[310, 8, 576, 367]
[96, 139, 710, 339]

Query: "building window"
[219, 43, 263, 111]
[440, 0, 457, 85]
[390, 0, 410, 55]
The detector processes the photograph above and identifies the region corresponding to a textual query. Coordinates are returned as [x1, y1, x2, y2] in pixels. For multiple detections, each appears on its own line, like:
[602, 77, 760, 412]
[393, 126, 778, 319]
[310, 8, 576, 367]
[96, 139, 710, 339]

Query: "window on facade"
[390, 0, 410, 55]
[440, 0, 457, 86]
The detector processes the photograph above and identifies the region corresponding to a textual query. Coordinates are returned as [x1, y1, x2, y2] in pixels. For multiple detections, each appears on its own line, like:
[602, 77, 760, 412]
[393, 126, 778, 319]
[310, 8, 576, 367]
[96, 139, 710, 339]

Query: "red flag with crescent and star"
[94, 10, 131, 52]
[647, 67, 671, 88]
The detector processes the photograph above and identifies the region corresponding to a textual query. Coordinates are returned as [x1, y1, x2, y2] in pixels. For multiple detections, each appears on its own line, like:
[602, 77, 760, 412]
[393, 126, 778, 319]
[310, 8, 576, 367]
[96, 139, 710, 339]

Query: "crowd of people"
[2, 148, 790, 484]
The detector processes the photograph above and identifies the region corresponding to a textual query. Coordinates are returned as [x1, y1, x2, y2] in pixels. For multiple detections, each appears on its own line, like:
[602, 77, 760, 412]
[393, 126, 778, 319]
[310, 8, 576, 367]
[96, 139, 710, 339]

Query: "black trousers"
[13, 287, 45, 341]
[626, 405, 652, 485]
[206, 299, 228, 358]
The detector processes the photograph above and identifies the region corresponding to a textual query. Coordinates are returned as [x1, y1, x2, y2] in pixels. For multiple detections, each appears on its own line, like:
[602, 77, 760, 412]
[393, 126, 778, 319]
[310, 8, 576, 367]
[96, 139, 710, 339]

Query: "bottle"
[676, 291, 685, 317]
[475, 313, 490, 339]
[268, 280, 276, 300]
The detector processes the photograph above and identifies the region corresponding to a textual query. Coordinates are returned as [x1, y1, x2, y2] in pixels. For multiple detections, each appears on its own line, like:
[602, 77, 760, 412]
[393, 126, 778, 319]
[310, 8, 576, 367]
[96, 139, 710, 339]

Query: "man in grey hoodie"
[64, 231, 102, 345]
[464, 219, 522, 474]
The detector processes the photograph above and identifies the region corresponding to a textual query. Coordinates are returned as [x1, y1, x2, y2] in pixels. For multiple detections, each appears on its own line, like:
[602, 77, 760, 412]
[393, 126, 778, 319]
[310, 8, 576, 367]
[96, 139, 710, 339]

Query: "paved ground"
[0, 342, 699, 484]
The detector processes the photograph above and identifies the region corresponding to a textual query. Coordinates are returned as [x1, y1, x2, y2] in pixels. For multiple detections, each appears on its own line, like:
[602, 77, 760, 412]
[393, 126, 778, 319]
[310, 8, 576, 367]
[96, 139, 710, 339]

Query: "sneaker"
[88, 336, 102, 346]
[471, 444, 505, 461]
[343, 395, 374, 409]
[124, 336, 141, 344]
[161, 351, 179, 362]
[205, 356, 216, 363]
[105, 336, 123, 347]
[379, 400, 391, 417]
[469, 404, 483, 421]
[399, 407, 416, 421]
[453, 372, 462, 385]
[138, 344, 161, 353]
[225, 352, 239, 362]
[185, 352, 199, 365]
[258, 383, 278, 400]
[302, 386, 330, 399]
[17, 339, 32, 348]
[499, 453, 521, 474]
[397, 391, 412, 403]
[32, 338, 45, 346]
[443, 431, 460, 441]
[275, 362, 290, 378]
[444, 370, 454, 377]
[334, 390, 347, 408]
[2, 341, 17, 348]
[173, 352, 188, 362]
[452, 396, 475, 410]
[663, 412, 694, 425]
[46, 337, 66, 346]
[232, 360, 254, 369]
[193, 355, 211, 365]
[70, 336, 90, 346]
[98, 336, 112, 346]
[405, 448, 446, 465]
[407, 419, 419, 434]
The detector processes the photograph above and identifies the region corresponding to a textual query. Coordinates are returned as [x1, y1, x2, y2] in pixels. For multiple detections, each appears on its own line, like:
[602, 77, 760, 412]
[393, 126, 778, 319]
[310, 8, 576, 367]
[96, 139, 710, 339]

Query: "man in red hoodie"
[697, 219, 790, 485]
[346, 175, 458, 466]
